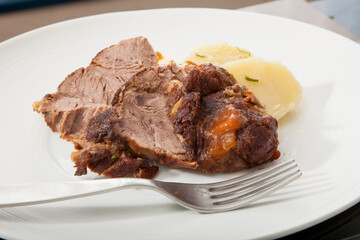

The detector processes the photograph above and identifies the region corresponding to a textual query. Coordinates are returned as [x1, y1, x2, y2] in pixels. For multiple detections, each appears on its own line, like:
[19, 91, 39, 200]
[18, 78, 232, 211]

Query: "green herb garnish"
[195, 53, 206, 58]
[236, 47, 251, 57]
[245, 75, 259, 82]
[111, 155, 116, 159]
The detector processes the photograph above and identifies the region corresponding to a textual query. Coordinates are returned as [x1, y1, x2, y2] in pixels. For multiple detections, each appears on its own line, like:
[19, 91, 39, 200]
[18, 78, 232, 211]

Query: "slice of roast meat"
[86, 62, 198, 169]
[34, 37, 157, 143]
[33, 37, 159, 178]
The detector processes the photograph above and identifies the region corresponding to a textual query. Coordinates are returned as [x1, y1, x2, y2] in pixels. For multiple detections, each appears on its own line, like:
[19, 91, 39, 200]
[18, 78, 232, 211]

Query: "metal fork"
[0, 158, 301, 213]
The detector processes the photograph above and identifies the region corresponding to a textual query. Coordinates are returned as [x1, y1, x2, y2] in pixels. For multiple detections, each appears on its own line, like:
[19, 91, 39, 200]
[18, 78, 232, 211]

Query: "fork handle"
[0, 178, 157, 208]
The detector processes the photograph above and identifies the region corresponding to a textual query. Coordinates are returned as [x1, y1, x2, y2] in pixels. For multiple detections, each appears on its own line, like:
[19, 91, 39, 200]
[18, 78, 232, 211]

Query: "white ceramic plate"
[0, 8, 360, 240]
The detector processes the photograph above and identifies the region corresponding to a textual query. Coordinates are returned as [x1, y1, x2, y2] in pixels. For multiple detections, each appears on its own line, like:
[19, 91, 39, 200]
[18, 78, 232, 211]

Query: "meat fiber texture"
[33, 36, 280, 179]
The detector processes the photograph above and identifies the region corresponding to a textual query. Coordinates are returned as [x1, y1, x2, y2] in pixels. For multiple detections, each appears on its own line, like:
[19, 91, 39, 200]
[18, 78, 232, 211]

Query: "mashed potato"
[186, 43, 251, 66]
[185, 43, 302, 120]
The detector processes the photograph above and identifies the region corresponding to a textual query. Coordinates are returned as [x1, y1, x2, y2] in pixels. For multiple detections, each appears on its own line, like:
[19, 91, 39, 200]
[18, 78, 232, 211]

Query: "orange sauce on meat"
[170, 97, 183, 119]
[208, 107, 245, 157]
[156, 51, 164, 62]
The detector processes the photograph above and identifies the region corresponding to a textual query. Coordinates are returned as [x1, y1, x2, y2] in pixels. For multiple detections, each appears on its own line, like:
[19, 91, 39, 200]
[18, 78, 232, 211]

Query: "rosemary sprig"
[236, 47, 251, 57]
[245, 75, 259, 82]
[195, 53, 206, 58]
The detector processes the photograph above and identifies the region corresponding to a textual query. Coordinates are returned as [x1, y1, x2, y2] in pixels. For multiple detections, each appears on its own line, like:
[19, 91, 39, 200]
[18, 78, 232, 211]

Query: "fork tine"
[210, 162, 299, 197]
[209, 158, 296, 191]
[212, 168, 302, 208]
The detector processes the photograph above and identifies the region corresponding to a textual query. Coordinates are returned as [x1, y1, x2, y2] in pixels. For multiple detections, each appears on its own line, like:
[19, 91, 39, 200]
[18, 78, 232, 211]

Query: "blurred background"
[0, 0, 359, 42]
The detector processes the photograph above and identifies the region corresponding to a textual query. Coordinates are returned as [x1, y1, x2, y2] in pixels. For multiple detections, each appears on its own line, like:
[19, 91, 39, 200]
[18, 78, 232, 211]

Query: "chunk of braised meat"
[183, 64, 237, 96]
[34, 37, 280, 179]
[71, 146, 158, 179]
[196, 88, 279, 173]
[172, 64, 280, 173]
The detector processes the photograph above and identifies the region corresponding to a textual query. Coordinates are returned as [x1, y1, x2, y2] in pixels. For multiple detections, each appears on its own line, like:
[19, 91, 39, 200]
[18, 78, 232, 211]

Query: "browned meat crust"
[172, 92, 201, 161]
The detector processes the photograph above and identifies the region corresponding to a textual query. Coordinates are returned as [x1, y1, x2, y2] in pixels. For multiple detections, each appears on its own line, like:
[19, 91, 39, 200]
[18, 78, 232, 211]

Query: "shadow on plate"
[278, 83, 339, 172]
[244, 170, 334, 209]
[0, 202, 186, 223]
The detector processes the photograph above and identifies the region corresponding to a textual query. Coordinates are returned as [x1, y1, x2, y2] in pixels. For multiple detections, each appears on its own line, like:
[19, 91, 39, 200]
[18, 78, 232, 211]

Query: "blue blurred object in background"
[311, 0, 360, 38]
[0, 0, 75, 12]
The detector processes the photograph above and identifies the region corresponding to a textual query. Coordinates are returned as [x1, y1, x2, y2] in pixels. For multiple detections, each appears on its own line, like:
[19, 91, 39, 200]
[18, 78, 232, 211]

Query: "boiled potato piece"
[222, 57, 302, 120]
[186, 43, 251, 66]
